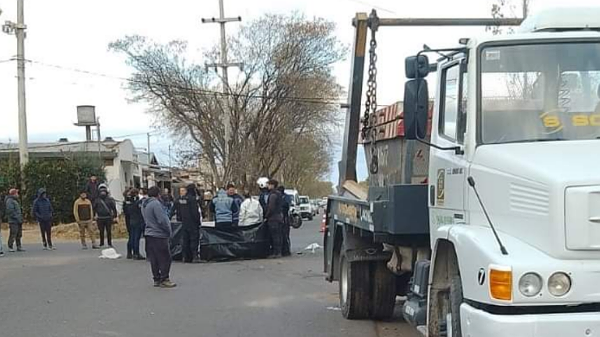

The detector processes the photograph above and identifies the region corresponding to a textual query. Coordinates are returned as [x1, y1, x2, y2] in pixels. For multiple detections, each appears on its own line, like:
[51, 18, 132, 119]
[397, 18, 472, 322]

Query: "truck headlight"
[548, 272, 571, 297]
[518, 273, 542, 297]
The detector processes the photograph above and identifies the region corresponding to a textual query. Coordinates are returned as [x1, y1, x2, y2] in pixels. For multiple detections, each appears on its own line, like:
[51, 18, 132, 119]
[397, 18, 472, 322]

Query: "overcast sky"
[0, 0, 597, 183]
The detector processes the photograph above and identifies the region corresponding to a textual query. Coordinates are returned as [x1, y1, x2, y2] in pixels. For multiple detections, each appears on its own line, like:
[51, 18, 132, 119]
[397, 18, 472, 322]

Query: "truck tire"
[447, 274, 464, 337]
[339, 250, 371, 319]
[308, 214, 314, 221]
[370, 261, 397, 320]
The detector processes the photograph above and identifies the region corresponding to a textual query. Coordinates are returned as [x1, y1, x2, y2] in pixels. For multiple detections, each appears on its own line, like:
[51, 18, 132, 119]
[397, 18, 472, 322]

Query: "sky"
[0, 0, 598, 184]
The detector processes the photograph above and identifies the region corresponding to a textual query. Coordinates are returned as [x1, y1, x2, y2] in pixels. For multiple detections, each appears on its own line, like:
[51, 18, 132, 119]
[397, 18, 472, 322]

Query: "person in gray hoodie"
[142, 186, 176, 288]
[5, 188, 25, 252]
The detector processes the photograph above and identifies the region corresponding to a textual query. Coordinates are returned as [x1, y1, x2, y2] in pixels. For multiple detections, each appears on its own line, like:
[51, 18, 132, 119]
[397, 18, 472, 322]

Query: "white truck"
[324, 7, 600, 337]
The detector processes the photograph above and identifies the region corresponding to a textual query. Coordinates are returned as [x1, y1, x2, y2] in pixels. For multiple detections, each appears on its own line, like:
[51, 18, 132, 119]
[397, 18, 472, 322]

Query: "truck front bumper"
[461, 303, 600, 337]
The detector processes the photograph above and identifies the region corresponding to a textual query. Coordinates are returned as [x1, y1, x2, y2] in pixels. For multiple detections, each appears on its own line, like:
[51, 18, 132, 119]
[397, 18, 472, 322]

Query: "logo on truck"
[436, 169, 445, 206]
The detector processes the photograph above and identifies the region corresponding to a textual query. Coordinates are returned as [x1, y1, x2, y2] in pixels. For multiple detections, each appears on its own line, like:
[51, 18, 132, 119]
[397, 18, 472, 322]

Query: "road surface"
[0, 217, 418, 337]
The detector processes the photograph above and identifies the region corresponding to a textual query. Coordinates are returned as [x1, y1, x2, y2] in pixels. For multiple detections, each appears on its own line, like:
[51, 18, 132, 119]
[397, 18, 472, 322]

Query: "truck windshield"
[480, 42, 600, 144]
[299, 197, 309, 204]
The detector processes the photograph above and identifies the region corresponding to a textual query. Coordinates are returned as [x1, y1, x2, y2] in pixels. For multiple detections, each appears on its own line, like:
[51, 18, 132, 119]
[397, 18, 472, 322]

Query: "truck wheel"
[308, 214, 313, 221]
[339, 250, 371, 319]
[370, 261, 396, 320]
[447, 274, 464, 337]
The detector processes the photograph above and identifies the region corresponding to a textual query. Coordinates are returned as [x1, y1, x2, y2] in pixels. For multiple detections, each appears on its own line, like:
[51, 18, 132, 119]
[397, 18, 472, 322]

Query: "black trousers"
[267, 220, 283, 256]
[39, 220, 53, 247]
[145, 236, 172, 282]
[97, 219, 113, 246]
[8, 223, 22, 248]
[181, 225, 200, 262]
[282, 221, 291, 256]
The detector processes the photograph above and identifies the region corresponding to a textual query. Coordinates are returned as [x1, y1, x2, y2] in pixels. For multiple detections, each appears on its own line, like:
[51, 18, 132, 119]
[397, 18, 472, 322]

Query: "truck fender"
[432, 224, 544, 305]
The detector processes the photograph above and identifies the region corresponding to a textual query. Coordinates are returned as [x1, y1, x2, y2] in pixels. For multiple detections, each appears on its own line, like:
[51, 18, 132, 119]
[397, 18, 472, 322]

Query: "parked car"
[298, 195, 313, 220]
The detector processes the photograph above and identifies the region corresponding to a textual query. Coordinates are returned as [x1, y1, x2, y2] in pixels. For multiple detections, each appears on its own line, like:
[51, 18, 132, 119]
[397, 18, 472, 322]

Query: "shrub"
[0, 155, 105, 224]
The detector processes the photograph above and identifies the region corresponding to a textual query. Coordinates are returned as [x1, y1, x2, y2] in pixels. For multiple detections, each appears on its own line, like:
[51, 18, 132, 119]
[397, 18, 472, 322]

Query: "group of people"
[1, 174, 296, 287]
[169, 178, 293, 261]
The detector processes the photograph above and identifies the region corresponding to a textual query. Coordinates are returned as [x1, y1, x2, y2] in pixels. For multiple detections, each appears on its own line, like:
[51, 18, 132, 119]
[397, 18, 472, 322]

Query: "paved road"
[0, 217, 419, 337]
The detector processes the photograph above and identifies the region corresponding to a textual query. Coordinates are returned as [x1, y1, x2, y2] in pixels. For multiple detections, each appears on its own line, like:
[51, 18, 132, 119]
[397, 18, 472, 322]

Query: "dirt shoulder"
[0, 220, 129, 244]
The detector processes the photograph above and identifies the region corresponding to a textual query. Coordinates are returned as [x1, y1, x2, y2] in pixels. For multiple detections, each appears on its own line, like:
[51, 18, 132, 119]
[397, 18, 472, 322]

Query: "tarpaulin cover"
[200, 222, 271, 261]
[170, 221, 184, 260]
[169, 221, 271, 261]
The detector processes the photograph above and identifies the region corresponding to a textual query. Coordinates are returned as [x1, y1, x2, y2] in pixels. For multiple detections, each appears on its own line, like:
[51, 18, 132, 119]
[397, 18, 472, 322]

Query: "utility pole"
[3, 0, 29, 182]
[201, 0, 242, 157]
[96, 118, 102, 160]
[147, 133, 151, 165]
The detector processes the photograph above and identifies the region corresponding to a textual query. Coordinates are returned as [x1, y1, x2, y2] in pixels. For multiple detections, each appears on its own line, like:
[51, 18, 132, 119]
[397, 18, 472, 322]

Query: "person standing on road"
[33, 188, 55, 250]
[125, 188, 145, 260]
[257, 177, 270, 215]
[172, 184, 202, 263]
[94, 184, 118, 248]
[85, 175, 100, 204]
[226, 183, 244, 226]
[265, 179, 284, 258]
[278, 186, 292, 256]
[5, 189, 25, 252]
[239, 191, 263, 227]
[210, 189, 238, 228]
[73, 191, 99, 249]
[0, 194, 5, 256]
[142, 186, 176, 288]
[162, 188, 174, 212]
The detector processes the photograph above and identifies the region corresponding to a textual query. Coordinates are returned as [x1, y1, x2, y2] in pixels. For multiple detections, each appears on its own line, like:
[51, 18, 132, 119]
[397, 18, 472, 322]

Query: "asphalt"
[0, 216, 419, 337]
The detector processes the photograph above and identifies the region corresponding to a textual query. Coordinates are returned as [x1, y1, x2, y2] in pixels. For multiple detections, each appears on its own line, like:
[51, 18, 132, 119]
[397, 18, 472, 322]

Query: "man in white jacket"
[239, 191, 263, 226]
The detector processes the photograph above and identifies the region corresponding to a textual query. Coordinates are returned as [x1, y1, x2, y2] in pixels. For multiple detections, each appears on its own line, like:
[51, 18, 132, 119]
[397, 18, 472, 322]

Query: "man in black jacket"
[266, 179, 284, 259]
[278, 186, 291, 256]
[85, 175, 100, 204]
[93, 185, 117, 247]
[172, 184, 202, 263]
[124, 188, 145, 260]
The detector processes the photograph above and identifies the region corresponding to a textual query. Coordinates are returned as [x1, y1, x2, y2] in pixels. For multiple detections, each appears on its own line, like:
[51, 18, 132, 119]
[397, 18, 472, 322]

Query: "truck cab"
[403, 7, 600, 337]
[325, 7, 600, 337]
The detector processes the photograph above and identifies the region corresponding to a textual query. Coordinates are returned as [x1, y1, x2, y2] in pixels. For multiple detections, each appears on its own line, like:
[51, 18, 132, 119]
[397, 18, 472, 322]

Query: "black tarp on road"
[170, 222, 271, 261]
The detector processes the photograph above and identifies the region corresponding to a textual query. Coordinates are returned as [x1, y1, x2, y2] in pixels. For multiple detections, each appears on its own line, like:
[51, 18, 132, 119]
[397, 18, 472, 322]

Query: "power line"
[26, 59, 393, 108]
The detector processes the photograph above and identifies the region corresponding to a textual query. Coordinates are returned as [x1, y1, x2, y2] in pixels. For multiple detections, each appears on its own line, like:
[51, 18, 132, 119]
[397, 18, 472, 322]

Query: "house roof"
[0, 141, 120, 159]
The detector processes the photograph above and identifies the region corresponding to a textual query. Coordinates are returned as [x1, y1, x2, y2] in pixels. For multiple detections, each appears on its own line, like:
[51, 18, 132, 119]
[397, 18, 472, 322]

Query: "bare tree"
[110, 13, 345, 189]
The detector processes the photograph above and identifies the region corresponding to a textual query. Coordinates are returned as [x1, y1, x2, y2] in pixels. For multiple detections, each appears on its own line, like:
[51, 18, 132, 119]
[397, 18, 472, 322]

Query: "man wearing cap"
[5, 189, 25, 252]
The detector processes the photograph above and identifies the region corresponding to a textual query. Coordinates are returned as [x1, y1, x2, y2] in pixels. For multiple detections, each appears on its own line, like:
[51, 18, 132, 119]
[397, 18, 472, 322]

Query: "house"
[0, 138, 172, 203]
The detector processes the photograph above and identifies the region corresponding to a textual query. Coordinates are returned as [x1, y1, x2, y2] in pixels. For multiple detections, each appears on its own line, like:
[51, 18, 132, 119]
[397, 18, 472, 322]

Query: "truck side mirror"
[404, 79, 429, 140]
[405, 55, 429, 79]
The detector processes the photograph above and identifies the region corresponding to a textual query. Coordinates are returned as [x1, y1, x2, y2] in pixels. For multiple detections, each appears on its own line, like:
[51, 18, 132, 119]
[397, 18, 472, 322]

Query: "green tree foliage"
[0, 156, 105, 224]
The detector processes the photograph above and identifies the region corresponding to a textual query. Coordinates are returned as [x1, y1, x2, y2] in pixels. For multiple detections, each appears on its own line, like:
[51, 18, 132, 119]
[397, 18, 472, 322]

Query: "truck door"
[429, 59, 468, 232]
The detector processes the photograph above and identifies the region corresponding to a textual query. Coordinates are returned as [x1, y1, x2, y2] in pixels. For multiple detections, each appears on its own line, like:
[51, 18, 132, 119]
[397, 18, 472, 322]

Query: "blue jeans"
[127, 225, 143, 256]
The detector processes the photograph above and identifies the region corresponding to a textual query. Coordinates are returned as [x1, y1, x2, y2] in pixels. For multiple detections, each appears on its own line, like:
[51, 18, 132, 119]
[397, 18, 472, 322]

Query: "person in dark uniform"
[124, 188, 145, 260]
[278, 185, 291, 256]
[172, 184, 202, 263]
[265, 179, 284, 258]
